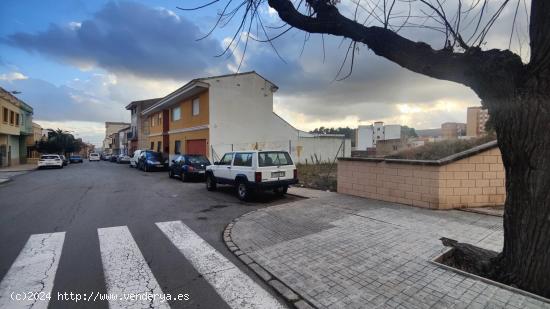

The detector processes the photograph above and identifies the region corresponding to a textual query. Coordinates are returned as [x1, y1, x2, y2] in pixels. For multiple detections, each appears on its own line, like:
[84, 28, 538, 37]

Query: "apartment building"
[467, 107, 489, 137]
[125, 98, 160, 154]
[356, 122, 401, 151]
[0, 87, 34, 167]
[140, 71, 350, 163]
[441, 122, 467, 139]
[103, 121, 130, 155]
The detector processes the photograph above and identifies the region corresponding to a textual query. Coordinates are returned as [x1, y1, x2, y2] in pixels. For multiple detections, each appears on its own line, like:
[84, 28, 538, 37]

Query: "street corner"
[223, 210, 316, 309]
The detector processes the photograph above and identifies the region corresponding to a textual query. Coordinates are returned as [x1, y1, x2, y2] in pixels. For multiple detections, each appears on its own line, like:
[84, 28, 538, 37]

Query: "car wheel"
[236, 181, 250, 201]
[206, 174, 217, 191]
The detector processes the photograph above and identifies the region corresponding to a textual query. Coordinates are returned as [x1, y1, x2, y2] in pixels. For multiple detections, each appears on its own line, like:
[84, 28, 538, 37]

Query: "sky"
[0, 0, 530, 146]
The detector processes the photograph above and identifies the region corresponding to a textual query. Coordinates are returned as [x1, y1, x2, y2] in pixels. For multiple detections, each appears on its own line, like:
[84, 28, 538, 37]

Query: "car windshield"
[258, 151, 293, 167]
[187, 155, 210, 164]
[71, 156, 81, 159]
[146, 152, 163, 161]
[41, 155, 58, 159]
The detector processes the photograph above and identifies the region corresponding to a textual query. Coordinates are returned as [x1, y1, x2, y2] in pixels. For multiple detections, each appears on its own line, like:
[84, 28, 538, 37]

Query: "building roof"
[105, 121, 131, 126]
[142, 71, 278, 116]
[0, 86, 33, 113]
[125, 98, 162, 110]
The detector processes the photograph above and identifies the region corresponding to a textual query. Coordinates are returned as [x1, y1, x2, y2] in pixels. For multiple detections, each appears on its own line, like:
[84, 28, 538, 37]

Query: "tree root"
[440, 237, 499, 277]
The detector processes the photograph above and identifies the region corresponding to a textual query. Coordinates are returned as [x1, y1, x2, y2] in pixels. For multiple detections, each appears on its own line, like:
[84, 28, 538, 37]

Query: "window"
[258, 151, 293, 167]
[150, 142, 154, 150]
[15, 113, 20, 126]
[10, 111, 15, 125]
[233, 153, 253, 167]
[157, 141, 162, 153]
[174, 140, 181, 154]
[192, 98, 200, 116]
[2, 108, 7, 123]
[172, 107, 181, 121]
[219, 153, 234, 165]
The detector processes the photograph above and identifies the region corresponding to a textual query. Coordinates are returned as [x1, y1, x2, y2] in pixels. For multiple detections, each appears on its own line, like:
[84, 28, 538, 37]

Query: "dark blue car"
[69, 155, 83, 163]
[169, 154, 210, 181]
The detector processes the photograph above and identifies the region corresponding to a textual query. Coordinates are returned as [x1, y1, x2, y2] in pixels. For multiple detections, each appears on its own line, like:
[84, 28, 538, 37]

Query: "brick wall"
[337, 146, 506, 209]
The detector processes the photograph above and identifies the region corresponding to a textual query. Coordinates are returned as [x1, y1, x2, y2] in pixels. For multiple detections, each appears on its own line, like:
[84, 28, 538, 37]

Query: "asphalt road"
[0, 160, 301, 308]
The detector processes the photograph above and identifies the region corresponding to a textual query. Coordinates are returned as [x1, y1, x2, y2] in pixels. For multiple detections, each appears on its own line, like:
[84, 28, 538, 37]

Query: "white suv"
[206, 150, 298, 200]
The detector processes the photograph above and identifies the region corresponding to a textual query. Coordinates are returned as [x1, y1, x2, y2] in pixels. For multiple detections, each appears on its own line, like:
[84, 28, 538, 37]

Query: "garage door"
[186, 139, 207, 156]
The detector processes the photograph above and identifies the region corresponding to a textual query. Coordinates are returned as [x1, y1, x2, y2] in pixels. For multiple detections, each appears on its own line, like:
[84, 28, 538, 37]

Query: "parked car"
[89, 153, 100, 161]
[69, 155, 83, 163]
[130, 150, 143, 168]
[117, 154, 131, 164]
[137, 150, 168, 172]
[37, 154, 63, 169]
[169, 154, 211, 181]
[205, 150, 298, 200]
[109, 155, 118, 162]
[103, 154, 111, 161]
[60, 155, 69, 166]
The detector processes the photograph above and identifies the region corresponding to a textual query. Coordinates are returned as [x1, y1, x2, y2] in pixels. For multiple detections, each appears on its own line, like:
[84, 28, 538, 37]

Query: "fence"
[211, 136, 351, 164]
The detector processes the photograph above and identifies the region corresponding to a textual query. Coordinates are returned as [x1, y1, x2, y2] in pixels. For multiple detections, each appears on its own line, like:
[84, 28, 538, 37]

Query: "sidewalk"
[0, 164, 36, 184]
[226, 188, 549, 309]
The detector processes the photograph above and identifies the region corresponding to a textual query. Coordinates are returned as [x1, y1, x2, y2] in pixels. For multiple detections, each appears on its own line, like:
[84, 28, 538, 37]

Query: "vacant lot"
[297, 163, 337, 191]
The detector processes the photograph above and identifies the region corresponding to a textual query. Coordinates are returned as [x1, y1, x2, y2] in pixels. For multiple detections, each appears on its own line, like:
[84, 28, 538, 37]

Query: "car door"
[231, 152, 254, 182]
[216, 152, 234, 183]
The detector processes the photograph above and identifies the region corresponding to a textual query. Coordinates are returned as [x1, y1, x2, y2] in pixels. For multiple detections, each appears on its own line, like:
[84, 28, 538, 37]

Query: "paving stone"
[293, 300, 314, 309]
[269, 280, 299, 302]
[238, 254, 253, 265]
[248, 263, 272, 281]
[228, 188, 550, 309]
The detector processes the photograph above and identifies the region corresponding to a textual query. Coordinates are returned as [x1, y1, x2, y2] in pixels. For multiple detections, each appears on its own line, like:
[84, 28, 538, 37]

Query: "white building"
[356, 122, 401, 150]
[140, 71, 351, 164]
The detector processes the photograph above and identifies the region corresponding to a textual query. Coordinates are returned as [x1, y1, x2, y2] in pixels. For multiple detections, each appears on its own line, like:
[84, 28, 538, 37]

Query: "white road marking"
[156, 221, 287, 309]
[98, 226, 170, 309]
[0, 232, 65, 309]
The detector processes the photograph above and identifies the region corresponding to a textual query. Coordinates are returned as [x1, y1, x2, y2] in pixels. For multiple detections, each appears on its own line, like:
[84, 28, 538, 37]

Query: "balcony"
[20, 113, 33, 135]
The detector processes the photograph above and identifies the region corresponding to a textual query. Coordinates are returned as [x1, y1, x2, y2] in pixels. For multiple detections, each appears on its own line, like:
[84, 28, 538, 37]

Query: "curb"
[223, 210, 317, 309]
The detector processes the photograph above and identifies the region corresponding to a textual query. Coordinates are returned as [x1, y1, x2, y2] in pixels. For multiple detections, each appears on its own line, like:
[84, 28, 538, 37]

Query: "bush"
[388, 135, 496, 160]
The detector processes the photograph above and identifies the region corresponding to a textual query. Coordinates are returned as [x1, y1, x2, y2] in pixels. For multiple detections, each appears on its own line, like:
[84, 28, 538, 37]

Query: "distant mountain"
[416, 128, 442, 137]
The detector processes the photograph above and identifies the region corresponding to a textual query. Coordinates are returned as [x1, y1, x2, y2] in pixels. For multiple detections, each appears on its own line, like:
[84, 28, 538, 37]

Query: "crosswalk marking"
[0, 232, 65, 309]
[156, 221, 286, 309]
[98, 226, 170, 309]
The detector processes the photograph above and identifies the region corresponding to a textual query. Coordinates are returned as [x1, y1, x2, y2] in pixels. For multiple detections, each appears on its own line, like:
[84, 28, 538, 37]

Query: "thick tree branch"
[529, 0, 550, 72]
[267, 0, 525, 96]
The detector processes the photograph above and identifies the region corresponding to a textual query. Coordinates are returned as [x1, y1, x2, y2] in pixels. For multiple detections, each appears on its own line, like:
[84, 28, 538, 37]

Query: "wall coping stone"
[339, 140, 498, 166]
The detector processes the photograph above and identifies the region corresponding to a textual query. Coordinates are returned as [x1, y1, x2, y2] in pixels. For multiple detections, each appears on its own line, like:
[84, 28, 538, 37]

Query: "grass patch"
[296, 163, 337, 191]
[388, 135, 496, 160]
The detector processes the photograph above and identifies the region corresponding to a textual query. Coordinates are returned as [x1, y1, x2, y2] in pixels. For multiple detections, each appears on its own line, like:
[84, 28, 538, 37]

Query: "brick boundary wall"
[337, 142, 505, 209]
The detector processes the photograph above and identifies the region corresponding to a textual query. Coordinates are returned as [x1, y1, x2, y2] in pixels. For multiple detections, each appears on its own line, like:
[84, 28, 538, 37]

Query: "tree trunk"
[485, 75, 550, 297]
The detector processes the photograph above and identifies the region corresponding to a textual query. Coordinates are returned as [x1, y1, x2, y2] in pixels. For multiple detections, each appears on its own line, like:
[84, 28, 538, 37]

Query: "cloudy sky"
[0, 0, 529, 146]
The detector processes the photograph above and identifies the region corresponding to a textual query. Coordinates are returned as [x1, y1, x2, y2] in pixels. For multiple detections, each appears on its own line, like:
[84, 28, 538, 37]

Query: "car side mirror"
[214, 161, 219, 165]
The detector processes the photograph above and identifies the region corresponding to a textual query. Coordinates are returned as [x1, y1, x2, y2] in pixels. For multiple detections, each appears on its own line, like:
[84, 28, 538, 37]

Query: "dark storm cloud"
[4, 1, 223, 80]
